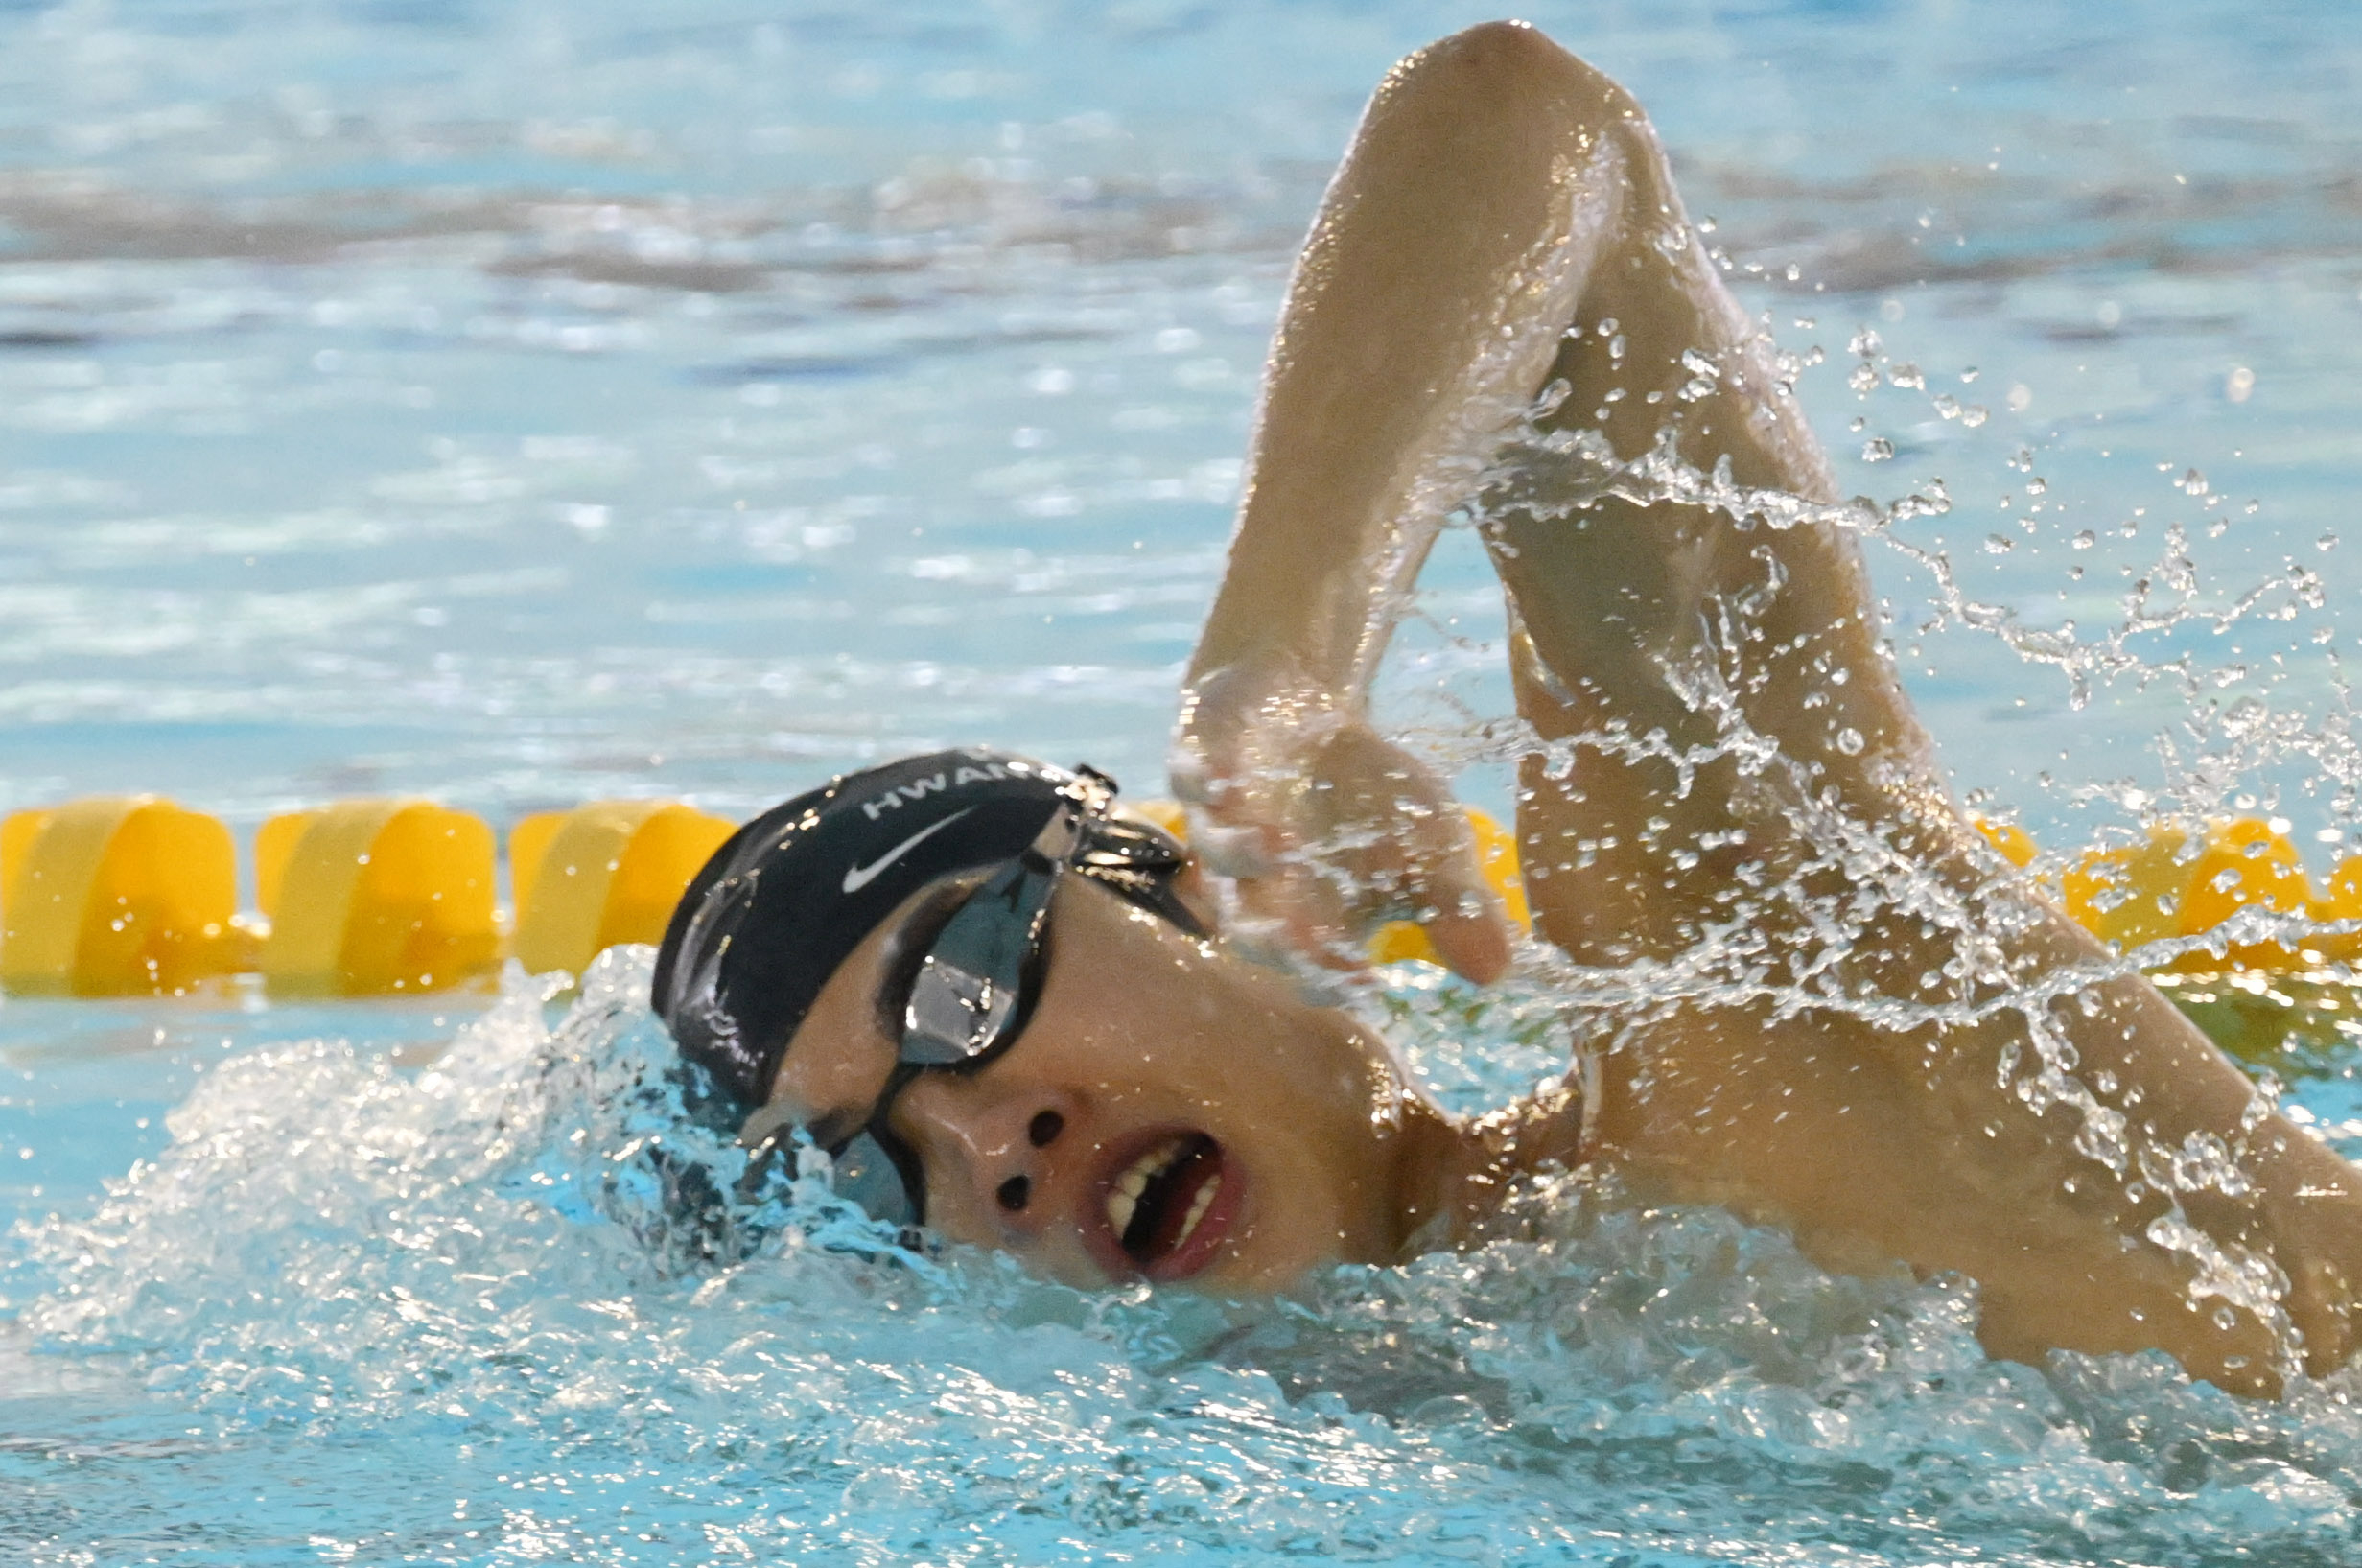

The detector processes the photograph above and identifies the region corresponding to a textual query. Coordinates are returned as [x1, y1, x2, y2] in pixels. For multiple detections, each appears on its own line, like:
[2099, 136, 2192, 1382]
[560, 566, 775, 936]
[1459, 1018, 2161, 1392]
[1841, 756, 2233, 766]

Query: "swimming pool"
[8, 0, 2362, 1562]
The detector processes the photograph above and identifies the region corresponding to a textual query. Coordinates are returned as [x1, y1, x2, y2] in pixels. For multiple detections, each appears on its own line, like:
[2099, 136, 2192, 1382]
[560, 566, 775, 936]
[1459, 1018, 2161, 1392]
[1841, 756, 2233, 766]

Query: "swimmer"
[655, 21, 2362, 1396]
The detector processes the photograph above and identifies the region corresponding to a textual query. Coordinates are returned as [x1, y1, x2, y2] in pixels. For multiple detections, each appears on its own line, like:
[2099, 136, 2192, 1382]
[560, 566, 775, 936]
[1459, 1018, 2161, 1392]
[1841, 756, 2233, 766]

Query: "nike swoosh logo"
[842, 808, 974, 893]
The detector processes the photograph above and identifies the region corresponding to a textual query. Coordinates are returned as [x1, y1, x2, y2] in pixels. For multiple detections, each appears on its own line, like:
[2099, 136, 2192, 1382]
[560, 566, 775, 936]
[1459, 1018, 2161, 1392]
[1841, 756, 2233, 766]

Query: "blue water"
[7, 1, 2362, 1562]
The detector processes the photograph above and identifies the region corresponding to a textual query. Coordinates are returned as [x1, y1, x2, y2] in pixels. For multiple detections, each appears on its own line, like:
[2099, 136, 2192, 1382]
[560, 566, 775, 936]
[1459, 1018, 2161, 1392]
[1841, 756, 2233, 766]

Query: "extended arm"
[1177, 22, 1916, 971]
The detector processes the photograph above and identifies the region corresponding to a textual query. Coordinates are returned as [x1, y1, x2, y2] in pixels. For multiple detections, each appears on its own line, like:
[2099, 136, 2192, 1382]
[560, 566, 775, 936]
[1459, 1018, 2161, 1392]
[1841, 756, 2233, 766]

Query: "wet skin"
[742, 20, 2362, 1396]
[760, 872, 1542, 1290]
[1166, 19, 2362, 1394]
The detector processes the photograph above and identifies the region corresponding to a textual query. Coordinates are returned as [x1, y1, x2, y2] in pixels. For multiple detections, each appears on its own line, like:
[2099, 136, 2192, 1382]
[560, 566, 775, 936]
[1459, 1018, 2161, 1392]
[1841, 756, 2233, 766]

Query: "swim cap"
[652, 748, 1191, 1113]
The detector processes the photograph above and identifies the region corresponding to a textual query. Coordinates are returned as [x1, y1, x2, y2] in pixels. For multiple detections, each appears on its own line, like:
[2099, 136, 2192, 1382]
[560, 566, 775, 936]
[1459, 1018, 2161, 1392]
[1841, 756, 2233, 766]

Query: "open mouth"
[1102, 1132, 1230, 1279]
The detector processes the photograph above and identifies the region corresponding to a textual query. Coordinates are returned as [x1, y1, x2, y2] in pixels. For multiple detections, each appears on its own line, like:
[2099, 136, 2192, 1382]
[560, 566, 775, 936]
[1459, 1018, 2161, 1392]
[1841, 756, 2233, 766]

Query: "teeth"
[1172, 1173, 1221, 1252]
[1104, 1137, 1184, 1241]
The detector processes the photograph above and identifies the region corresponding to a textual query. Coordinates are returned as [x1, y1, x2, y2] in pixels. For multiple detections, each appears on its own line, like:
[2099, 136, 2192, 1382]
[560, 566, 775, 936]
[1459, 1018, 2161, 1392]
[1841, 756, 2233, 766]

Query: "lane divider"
[1985, 817, 2362, 970]
[0, 796, 738, 998]
[509, 802, 737, 980]
[1, 796, 2356, 997]
[258, 800, 500, 996]
[0, 798, 244, 996]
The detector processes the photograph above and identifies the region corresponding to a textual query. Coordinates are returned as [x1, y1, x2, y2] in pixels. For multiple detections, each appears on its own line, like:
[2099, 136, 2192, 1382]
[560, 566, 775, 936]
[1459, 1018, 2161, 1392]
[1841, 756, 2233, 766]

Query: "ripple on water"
[2, 955, 2359, 1566]
[3, 1, 2362, 1562]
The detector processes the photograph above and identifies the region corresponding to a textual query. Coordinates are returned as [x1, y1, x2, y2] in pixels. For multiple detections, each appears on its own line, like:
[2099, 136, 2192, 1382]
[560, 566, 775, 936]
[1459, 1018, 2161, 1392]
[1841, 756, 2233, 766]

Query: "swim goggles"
[741, 771, 1200, 1227]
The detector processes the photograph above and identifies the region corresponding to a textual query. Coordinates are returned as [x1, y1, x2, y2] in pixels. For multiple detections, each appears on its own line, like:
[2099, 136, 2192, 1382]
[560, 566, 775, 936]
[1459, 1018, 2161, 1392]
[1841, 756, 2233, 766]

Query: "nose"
[891, 1075, 1075, 1230]
[993, 1111, 1070, 1211]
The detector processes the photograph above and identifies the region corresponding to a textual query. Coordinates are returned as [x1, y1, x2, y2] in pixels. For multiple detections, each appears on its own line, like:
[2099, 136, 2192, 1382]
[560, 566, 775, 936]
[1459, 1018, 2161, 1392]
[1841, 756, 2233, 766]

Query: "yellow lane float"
[0, 797, 246, 996]
[509, 802, 736, 979]
[0, 795, 745, 997]
[2040, 819, 2362, 970]
[3, 794, 2360, 998]
[258, 800, 502, 996]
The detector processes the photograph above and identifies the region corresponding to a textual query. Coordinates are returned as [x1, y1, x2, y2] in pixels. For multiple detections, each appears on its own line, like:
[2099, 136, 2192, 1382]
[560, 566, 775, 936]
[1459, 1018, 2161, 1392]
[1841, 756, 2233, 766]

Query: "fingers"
[1395, 801, 1515, 984]
[1190, 818, 1276, 881]
[1175, 774, 1362, 970]
[1165, 744, 1217, 809]
[1175, 700, 1516, 983]
[1213, 793, 1514, 981]
[1422, 881, 1514, 984]
[1228, 839, 1370, 975]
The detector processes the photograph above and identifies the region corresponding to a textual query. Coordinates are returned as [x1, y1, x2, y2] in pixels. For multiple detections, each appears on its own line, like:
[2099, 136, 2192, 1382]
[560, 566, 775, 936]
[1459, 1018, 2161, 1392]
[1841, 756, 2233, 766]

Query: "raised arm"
[1178, 22, 2362, 1395]
[1175, 20, 1872, 972]
[1187, 22, 1630, 693]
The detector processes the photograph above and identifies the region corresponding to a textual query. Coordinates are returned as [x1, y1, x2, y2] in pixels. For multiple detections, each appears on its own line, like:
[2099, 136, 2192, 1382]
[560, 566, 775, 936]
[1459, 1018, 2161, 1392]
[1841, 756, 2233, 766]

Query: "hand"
[1171, 659, 1512, 984]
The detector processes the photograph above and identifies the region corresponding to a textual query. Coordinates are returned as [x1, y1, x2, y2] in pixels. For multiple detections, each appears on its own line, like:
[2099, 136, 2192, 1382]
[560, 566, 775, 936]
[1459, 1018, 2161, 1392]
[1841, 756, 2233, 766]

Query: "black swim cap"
[652, 748, 1191, 1113]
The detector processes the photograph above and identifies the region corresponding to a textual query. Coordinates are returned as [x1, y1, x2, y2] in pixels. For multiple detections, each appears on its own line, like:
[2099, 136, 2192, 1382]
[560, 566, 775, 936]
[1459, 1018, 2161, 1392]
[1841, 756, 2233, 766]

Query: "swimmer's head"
[654, 747, 1468, 1290]
[653, 748, 1131, 1112]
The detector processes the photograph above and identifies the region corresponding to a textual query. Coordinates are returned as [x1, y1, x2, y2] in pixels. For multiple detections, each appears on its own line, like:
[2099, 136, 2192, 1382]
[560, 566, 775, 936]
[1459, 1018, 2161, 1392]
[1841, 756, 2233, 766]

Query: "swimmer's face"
[762, 874, 1429, 1291]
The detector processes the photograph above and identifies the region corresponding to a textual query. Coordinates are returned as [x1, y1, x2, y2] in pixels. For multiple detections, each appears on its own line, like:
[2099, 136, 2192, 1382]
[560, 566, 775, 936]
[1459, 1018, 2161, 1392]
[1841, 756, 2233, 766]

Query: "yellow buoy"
[2063, 818, 2319, 970]
[0, 797, 245, 996]
[2064, 827, 2198, 953]
[1973, 817, 2039, 870]
[510, 801, 736, 977]
[259, 800, 501, 995]
[2312, 854, 2362, 964]
[2175, 818, 2313, 970]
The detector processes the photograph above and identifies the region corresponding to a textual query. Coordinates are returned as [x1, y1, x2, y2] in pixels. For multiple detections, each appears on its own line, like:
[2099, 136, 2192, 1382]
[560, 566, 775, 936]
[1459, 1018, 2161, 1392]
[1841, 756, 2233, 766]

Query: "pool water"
[8, 0, 2362, 1562]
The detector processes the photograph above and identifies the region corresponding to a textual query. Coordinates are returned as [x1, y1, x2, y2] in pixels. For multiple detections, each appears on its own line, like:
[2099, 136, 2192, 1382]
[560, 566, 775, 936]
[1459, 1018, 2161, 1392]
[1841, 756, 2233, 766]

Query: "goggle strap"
[854, 1061, 930, 1224]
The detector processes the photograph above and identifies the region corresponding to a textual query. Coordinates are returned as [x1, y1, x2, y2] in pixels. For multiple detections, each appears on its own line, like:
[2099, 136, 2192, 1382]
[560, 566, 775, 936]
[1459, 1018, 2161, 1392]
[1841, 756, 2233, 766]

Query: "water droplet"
[2318, 531, 2339, 552]
[1984, 533, 2014, 554]
[1835, 727, 1866, 756]
[1860, 436, 1894, 463]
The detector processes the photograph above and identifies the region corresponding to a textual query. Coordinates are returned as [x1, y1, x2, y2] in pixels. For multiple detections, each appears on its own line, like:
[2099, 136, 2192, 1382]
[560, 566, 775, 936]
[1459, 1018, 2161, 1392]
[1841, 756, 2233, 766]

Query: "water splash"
[17, 960, 2362, 1564]
[1362, 319, 2362, 1381]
